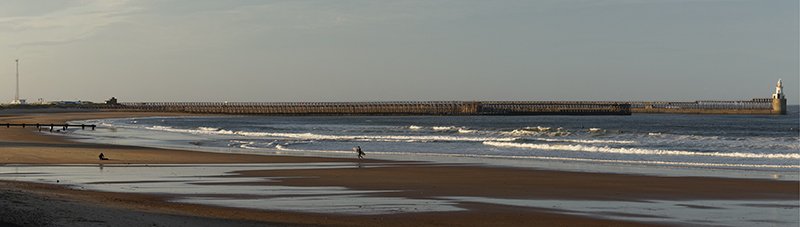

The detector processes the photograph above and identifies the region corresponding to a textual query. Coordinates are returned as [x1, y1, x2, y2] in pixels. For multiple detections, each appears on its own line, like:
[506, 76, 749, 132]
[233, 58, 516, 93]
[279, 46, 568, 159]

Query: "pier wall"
[102, 101, 631, 116]
[478, 101, 630, 115]
[85, 98, 785, 115]
[628, 98, 783, 115]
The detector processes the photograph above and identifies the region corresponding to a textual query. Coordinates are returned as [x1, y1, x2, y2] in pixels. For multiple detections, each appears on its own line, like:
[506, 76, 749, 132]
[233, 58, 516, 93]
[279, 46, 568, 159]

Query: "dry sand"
[1, 111, 797, 226]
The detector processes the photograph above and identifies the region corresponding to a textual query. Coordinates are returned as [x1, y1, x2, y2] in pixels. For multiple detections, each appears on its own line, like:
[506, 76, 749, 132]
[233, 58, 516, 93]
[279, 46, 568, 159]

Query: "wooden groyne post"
[2, 123, 96, 132]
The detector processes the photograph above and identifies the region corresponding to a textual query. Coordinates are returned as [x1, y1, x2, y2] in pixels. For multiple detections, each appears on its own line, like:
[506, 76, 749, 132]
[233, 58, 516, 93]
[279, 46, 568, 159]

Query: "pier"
[91, 96, 785, 116]
[2, 80, 787, 116]
[628, 79, 787, 115]
[101, 101, 632, 116]
[628, 98, 782, 115]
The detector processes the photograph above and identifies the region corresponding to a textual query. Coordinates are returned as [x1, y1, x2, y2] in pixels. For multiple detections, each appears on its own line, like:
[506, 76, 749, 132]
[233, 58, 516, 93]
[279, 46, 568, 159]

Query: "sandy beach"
[1, 112, 798, 226]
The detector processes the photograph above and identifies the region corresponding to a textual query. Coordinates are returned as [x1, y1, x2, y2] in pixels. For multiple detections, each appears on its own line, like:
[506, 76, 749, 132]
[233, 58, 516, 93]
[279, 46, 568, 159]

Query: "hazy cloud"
[0, 0, 796, 103]
[1, 0, 139, 48]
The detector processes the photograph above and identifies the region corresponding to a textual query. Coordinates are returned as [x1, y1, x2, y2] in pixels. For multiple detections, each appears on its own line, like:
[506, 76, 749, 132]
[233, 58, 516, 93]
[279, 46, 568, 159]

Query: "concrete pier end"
[772, 98, 787, 115]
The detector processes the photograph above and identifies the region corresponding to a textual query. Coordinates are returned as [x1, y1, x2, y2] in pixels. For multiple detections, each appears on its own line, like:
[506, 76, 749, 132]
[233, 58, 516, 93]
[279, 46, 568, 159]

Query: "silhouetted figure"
[354, 146, 365, 159]
[99, 153, 109, 160]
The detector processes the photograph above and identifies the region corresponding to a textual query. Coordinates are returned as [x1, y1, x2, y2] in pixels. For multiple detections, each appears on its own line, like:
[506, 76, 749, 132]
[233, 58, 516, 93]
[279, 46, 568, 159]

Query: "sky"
[1, 0, 797, 103]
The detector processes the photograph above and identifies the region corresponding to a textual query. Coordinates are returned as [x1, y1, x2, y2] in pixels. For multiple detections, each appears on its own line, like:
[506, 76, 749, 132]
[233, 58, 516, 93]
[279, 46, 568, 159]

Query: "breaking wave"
[482, 141, 800, 159]
[531, 138, 636, 144]
[458, 128, 478, 134]
[70, 115, 800, 174]
[406, 125, 476, 134]
[501, 126, 570, 137]
[432, 126, 458, 131]
[267, 146, 800, 169]
[146, 125, 517, 143]
[198, 127, 221, 131]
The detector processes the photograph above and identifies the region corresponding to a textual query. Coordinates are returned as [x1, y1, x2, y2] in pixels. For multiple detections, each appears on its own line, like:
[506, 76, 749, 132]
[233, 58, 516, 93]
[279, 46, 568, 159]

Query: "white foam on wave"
[144, 125, 517, 143]
[408, 125, 423, 130]
[270, 146, 800, 169]
[502, 129, 540, 136]
[458, 128, 477, 134]
[533, 138, 635, 144]
[240, 142, 259, 150]
[531, 126, 551, 132]
[144, 126, 236, 135]
[238, 131, 517, 143]
[483, 141, 800, 160]
[198, 127, 220, 131]
[431, 126, 477, 134]
[147, 125, 180, 131]
[588, 128, 604, 133]
[646, 133, 800, 151]
[432, 126, 458, 131]
[501, 126, 570, 137]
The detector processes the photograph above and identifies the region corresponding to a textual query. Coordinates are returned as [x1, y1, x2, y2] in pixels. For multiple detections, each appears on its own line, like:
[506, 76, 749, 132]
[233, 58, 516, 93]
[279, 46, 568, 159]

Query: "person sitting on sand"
[99, 152, 109, 160]
[354, 146, 365, 159]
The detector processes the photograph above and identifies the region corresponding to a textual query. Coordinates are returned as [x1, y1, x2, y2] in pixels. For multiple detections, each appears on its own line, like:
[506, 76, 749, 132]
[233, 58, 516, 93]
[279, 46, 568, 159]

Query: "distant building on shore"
[9, 99, 26, 105]
[106, 97, 118, 105]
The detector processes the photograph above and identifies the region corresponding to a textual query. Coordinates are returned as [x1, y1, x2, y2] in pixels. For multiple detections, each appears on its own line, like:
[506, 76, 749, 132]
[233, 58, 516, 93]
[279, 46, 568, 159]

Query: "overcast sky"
[1, 0, 797, 103]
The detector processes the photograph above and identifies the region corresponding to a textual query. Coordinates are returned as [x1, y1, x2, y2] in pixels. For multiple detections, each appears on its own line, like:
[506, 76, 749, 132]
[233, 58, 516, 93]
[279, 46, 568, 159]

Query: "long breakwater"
[630, 98, 785, 115]
[83, 97, 787, 115]
[102, 101, 632, 115]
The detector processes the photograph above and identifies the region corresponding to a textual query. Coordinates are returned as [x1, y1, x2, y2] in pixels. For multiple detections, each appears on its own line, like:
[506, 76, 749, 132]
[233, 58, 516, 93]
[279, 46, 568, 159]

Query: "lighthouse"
[772, 79, 786, 115]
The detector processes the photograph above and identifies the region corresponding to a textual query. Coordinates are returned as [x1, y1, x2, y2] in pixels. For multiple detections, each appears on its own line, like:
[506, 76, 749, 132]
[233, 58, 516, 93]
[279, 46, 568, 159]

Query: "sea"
[66, 106, 800, 180]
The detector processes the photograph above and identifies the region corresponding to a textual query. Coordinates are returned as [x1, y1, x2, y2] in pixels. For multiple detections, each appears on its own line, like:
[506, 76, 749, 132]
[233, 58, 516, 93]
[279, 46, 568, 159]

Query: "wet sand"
[1, 111, 797, 226]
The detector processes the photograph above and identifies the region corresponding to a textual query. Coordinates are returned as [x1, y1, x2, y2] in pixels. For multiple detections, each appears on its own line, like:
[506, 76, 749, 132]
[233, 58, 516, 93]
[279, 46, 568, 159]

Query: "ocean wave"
[432, 126, 458, 131]
[482, 141, 800, 159]
[407, 125, 476, 134]
[500, 126, 570, 136]
[143, 125, 518, 143]
[431, 126, 478, 134]
[269, 146, 800, 169]
[532, 138, 636, 144]
[239, 142, 259, 150]
[238, 131, 517, 143]
[524, 126, 553, 132]
[643, 133, 800, 151]
[458, 128, 478, 134]
[502, 130, 570, 137]
[198, 127, 221, 131]
[502, 129, 538, 136]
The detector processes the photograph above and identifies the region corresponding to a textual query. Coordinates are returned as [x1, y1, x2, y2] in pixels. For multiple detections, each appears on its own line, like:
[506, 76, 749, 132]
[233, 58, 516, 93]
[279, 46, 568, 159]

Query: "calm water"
[68, 106, 799, 178]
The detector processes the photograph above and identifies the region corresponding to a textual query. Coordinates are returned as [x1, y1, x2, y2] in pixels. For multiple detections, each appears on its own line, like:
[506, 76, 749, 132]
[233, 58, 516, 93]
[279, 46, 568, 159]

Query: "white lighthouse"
[771, 79, 786, 115]
[772, 79, 783, 99]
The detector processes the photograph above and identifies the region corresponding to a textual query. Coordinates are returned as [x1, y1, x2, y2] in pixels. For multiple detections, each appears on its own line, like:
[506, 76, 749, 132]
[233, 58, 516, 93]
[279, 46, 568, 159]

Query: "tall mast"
[15, 59, 19, 102]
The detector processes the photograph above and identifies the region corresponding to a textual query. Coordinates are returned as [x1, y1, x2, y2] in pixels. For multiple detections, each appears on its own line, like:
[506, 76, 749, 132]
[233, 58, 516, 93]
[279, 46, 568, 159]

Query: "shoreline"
[64, 113, 800, 181]
[1, 111, 798, 226]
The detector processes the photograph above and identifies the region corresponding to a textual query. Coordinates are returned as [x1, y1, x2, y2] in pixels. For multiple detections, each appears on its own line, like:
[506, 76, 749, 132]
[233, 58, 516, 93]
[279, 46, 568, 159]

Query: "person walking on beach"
[98, 153, 109, 160]
[354, 146, 365, 159]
